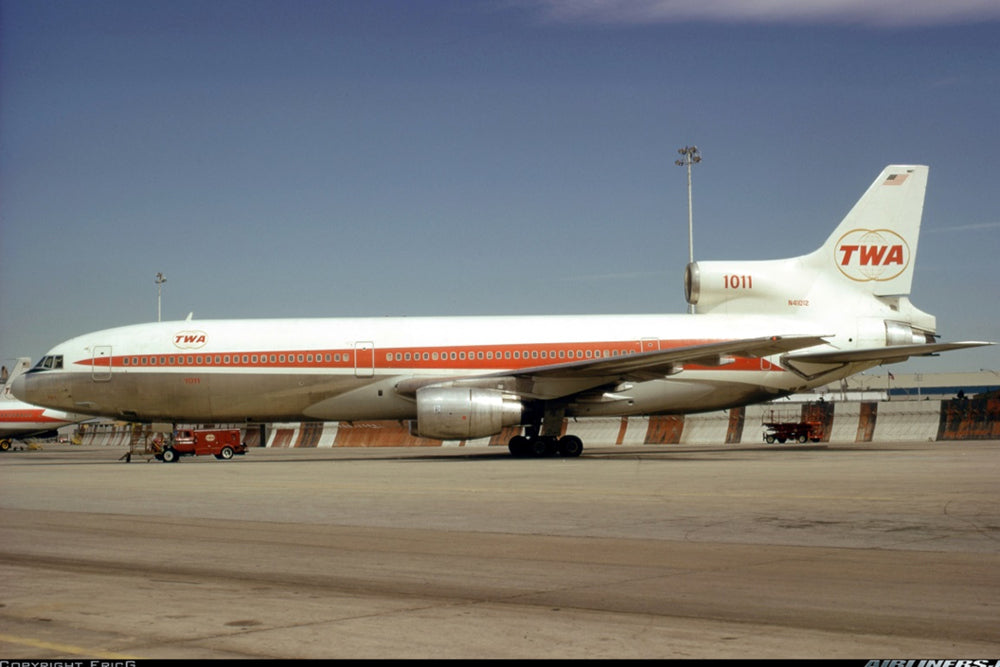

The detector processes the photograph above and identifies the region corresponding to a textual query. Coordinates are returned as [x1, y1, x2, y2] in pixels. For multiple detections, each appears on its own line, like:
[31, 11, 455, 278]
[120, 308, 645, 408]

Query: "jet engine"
[411, 386, 523, 439]
[684, 260, 800, 313]
[856, 317, 936, 348]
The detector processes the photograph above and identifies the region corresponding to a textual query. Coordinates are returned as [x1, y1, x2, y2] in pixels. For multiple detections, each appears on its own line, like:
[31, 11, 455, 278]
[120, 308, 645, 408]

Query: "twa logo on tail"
[835, 229, 910, 282]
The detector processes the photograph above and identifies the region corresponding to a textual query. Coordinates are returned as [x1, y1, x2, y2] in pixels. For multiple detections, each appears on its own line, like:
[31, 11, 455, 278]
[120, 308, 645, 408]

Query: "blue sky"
[2, 0, 998, 375]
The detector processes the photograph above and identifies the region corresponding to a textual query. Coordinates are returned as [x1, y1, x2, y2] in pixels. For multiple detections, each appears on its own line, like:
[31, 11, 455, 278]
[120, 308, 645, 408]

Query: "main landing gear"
[507, 434, 584, 458]
[508, 403, 583, 458]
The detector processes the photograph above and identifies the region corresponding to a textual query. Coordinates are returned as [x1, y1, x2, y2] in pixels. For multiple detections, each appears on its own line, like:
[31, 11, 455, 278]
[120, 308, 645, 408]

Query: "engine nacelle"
[685, 260, 803, 313]
[412, 386, 523, 440]
[857, 317, 936, 348]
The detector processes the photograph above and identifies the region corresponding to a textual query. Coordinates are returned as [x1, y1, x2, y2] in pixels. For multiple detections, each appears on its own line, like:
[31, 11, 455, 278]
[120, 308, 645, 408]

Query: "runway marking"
[0, 632, 139, 659]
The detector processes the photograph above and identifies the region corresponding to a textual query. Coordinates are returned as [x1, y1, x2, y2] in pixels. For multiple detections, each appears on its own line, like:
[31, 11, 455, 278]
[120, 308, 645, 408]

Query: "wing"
[395, 334, 830, 400]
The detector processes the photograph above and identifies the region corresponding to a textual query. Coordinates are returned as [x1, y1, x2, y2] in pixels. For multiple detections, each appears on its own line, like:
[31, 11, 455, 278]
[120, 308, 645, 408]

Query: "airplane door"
[354, 341, 374, 377]
[639, 338, 661, 353]
[92, 345, 112, 381]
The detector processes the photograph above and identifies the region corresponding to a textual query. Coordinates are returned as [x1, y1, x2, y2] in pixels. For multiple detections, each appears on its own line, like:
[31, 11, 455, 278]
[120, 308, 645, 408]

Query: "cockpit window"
[32, 355, 64, 371]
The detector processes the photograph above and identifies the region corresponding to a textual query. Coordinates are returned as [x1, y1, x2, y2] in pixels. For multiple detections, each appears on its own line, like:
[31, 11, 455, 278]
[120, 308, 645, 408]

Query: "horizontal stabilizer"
[785, 341, 993, 365]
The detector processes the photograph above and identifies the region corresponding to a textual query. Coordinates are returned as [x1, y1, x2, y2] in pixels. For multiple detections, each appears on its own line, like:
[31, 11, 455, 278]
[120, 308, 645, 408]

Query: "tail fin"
[813, 164, 927, 297]
[685, 165, 929, 315]
[2, 358, 32, 397]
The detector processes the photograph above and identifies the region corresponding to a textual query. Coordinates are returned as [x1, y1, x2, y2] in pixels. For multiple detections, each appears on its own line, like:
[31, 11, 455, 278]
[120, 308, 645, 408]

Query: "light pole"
[155, 272, 166, 322]
[675, 145, 701, 313]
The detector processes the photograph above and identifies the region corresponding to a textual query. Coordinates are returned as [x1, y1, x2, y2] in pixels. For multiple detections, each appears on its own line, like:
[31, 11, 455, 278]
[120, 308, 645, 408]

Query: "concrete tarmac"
[1, 440, 998, 659]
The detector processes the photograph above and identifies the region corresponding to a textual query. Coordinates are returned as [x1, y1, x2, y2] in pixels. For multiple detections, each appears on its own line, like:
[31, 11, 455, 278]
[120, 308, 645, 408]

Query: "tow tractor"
[762, 420, 823, 444]
[761, 409, 824, 444]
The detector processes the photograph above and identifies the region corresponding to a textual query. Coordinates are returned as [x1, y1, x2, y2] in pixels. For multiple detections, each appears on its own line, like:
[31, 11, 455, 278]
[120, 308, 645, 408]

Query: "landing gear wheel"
[557, 435, 583, 457]
[529, 436, 556, 457]
[508, 435, 561, 457]
[508, 435, 530, 458]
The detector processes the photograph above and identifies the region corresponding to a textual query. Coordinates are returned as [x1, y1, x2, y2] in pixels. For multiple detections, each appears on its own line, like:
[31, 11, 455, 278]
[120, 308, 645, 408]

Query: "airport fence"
[63, 395, 1000, 449]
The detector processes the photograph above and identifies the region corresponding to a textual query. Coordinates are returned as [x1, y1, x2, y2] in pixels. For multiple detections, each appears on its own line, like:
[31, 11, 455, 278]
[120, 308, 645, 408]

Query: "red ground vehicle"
[762, 420, 823, 444]
[157, 428, 246, 462]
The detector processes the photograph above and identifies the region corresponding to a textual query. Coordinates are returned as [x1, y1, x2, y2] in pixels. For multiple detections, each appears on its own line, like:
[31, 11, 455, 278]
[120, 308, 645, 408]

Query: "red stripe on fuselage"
[71, 339, 781, 373]
[0, 409, 61, 424]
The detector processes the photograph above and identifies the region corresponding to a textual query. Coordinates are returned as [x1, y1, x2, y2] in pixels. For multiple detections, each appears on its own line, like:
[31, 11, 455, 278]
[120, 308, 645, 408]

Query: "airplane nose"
[10, 374, 28, 401]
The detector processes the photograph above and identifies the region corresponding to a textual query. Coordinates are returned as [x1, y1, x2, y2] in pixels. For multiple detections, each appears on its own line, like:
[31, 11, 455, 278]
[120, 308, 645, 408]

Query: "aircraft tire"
[530, 437, 556, 458]
[557, 435, 583, 457]
[508, 435, 530, 457]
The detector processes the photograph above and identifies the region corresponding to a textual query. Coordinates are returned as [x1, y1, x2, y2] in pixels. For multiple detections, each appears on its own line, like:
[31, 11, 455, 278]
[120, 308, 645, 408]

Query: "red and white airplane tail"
[687, 164, 927, 316]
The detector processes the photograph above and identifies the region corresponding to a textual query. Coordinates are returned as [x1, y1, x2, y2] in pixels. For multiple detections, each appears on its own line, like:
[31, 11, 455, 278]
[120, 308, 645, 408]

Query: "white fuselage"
[15, 312, 863, 425]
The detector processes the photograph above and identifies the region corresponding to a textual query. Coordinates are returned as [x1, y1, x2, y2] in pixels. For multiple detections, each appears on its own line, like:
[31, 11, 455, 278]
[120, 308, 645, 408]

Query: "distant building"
[817, 370, 999, 402]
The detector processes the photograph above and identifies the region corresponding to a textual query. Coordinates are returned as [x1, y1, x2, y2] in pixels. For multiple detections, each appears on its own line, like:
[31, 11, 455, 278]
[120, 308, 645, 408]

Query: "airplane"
[1, 358, 90, 451]
[12, 164, 991, 457]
